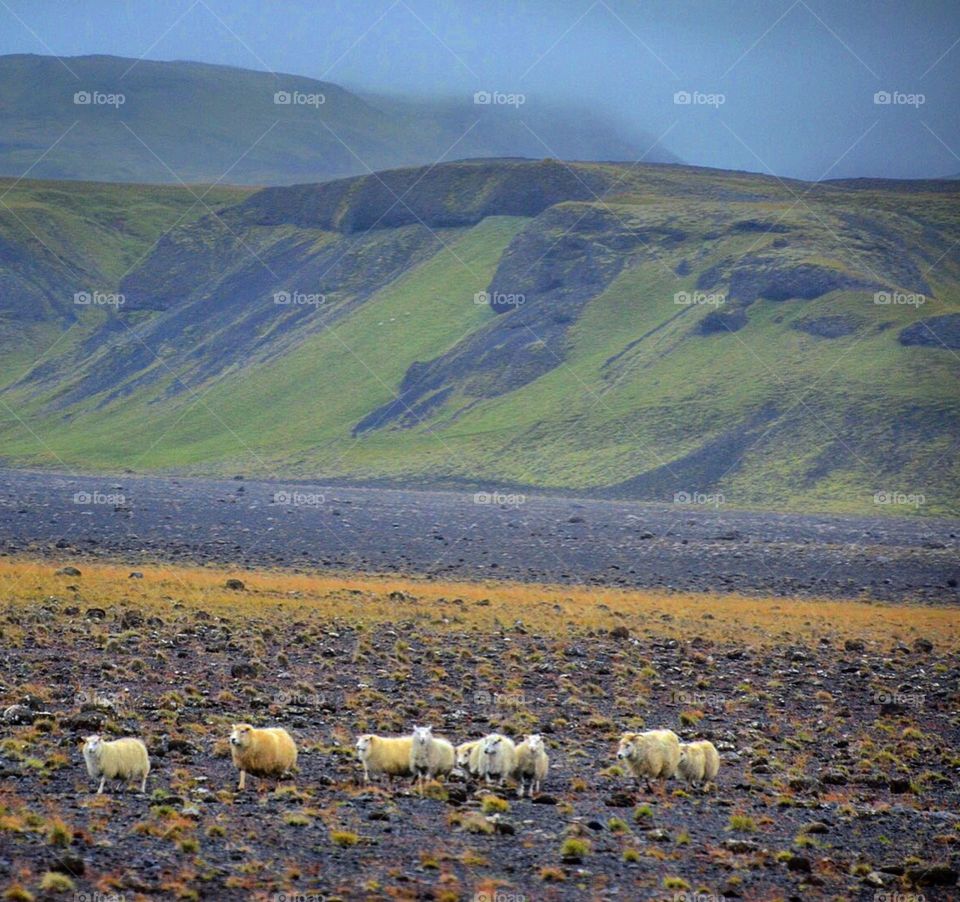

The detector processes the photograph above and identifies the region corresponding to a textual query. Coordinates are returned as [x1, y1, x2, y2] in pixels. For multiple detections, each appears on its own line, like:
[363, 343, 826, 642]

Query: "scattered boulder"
[55, 566, 81, 577]
[224, 578, 245, 591]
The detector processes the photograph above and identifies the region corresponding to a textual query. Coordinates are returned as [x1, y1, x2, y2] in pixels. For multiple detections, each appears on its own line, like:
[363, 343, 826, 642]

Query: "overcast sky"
[2, 0, 958, 179]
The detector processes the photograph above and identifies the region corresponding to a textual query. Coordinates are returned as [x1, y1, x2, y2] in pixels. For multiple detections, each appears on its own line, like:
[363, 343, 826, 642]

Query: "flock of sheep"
[81, 724, 720, 797]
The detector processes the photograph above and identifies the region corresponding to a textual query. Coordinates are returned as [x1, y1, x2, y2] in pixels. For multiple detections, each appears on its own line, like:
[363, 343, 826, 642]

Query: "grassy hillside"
[0, 160, 957, 516]
[0, 54, 675, 185]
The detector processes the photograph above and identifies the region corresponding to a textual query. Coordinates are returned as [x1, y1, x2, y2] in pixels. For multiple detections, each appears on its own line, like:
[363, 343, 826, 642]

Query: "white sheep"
[356, 733, 414, 784]
[456, 739, 484, 778]
[82, 735, 150, 794]
[677, 740, 720, 788]
[410, 725, 456, 792]
[479, 733, 517, 787]
[616, 729, 681, 791]
[514, 733, 549, 797]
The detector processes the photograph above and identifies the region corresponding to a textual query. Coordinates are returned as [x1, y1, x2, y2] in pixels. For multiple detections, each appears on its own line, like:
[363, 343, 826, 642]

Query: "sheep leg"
[517, 780, 525, 798]
[97, 776, 105, 795]
[140, 774, 148, 793]
[237, 769, 246, 791]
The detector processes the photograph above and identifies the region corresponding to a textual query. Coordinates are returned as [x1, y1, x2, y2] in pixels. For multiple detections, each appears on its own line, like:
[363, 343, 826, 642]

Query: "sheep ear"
[425, 726, 432, 734]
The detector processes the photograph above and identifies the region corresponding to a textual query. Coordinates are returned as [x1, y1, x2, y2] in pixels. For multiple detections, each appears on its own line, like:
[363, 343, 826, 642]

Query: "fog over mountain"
[1, 0, 957, 180]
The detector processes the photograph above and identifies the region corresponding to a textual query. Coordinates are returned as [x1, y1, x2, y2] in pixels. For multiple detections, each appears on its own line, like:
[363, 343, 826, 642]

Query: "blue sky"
[2, 0, 958, 178]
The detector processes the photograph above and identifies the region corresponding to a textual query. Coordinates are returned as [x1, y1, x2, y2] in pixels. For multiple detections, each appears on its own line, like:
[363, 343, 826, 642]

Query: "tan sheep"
[514, 733, 549, 797]
[617, 729, 681, 792]
[410, 725, 456, 792]
[229, 724, 297, 791]
[82, 735, 150, 794]
[356, 733, 414, 784]
[479, 733, 517, 787]
[456, 739, 484, 778]
[677, 740, 721, 788]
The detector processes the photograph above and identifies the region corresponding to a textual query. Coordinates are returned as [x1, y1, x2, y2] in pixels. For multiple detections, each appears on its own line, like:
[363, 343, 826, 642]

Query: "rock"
[821, 770, 847, 785]
[50, 854, 85, 876]
[863, 871, 890, 888]
[129, 571, 144, 579]
[62, 712, 105, 732]
[899, 313, 960, 349]
[609, 626, 630, 640]
[120, 610, 143, 628]
[907, 864, 958, 887]
[912, 638, 933, 653]
[55, 566, 81, 576]
[723, 839, 759, 853]
[2, 705, 35, 725]
[646, 828, 671, 842]
[801, 821, 830, 834]
[889, 778, 912, 794]
[787, 855, 812, 873]
[231, 662, 259, 678]
[844, 639, 865, 652]
[224, 579, 245, 591]
[531, 794, 558, 805]
[85, 608, 107, 620]
[603, 792, 633, 807]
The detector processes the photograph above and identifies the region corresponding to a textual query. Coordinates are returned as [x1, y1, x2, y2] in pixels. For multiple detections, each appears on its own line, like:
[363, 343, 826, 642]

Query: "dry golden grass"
[0, 557, 956, 651]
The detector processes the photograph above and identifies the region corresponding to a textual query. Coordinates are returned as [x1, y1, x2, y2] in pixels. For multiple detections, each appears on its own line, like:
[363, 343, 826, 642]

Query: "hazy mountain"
[1, 160, 958, 515]
[0, 54, 677, 185]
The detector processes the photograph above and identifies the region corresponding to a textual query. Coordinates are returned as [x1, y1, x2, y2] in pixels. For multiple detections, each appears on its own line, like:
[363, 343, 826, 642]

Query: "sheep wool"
[456, 739, 484, 777]
[410, 726, 456, 791]
[677, 740, 721, 786]
[82, 735, 150, 794]
[229, 724, 298, 791]
[479, 733, 517, 786]
[617, 729, 681, 787]
[514, 733, 549, 797]
[356, 734, 414, 783]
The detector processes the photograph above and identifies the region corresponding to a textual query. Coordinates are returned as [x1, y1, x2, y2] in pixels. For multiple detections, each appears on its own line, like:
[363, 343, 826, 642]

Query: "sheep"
[455, 739, 484, 778]
[229, 724, 297, 791]
[617, 729, 681, 792]
[82, 735, 150, 794]
[677, 740, 720, 788]
[355, 733, 414, 784]
[514, 733, 549, 797]
[409, 725, 456, 793]
[479, 733, 517, 787]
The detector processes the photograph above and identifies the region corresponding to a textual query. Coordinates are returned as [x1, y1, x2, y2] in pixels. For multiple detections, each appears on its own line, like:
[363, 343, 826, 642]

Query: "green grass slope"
[0, 161, 957, 516]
